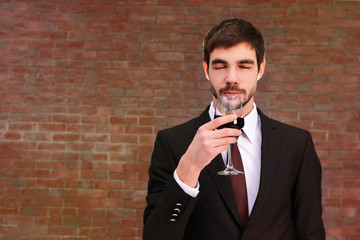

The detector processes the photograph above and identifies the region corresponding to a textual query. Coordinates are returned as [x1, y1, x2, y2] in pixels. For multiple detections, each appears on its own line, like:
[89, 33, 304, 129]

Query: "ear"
[203, 61, 210, 80]
[257, 58, 266, 81]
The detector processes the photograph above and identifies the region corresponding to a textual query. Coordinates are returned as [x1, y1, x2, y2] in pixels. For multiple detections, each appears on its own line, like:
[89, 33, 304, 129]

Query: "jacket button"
[170, 203, 182, 222]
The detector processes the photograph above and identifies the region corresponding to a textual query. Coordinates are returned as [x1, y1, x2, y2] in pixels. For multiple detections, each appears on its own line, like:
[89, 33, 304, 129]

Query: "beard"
[210, 83, 256, 108]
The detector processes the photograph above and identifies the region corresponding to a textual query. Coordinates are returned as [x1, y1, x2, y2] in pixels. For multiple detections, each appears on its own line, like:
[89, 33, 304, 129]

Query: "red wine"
[214, 115, 244, 130]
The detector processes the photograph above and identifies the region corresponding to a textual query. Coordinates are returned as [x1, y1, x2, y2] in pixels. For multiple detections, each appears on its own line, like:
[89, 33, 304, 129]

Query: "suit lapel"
[206, 155, 242, 226]
[193, 105, 211, 129]
[248, 109, 281, 224]
[206, 154, 240, 225]
[194, 106, 242, 227]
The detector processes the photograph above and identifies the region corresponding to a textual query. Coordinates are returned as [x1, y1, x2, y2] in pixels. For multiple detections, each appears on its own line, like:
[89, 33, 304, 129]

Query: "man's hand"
[176, 115, 242, 187]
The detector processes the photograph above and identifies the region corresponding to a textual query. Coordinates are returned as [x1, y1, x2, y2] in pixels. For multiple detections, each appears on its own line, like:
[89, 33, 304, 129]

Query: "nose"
[225, 67, 238, 86]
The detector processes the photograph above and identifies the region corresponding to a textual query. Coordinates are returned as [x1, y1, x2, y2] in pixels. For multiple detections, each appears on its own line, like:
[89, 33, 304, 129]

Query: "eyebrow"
[211, 58, 255, 65]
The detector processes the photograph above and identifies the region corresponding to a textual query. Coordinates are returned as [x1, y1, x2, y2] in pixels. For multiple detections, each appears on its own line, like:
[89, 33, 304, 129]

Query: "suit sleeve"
[293, 131, 326, 240]
[143, 130, 199, 240]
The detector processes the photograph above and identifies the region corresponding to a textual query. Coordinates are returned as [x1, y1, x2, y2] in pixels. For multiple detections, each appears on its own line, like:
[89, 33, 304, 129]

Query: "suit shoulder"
[272, 117, 309, 133]
[158, 117, 200, 139]
[260, 111, 311, 140]
[158, 108, 210, 138]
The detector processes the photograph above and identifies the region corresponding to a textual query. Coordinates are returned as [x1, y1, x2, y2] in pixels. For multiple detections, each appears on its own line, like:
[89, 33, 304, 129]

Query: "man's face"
[203, 42, 265, 115]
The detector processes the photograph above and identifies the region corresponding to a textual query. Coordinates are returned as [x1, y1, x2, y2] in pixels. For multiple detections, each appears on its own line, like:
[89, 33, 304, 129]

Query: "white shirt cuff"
[173, 170, 200, 198]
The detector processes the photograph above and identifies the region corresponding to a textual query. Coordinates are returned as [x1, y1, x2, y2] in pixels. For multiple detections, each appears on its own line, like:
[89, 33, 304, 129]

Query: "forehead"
[209, 42, 256, 63]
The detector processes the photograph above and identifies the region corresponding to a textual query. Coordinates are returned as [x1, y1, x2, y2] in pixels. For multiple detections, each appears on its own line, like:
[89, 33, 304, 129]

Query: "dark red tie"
[229, 143, 248, 228]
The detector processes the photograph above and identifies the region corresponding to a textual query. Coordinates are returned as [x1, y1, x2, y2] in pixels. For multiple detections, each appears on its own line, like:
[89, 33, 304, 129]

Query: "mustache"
[219, 85, 246, 95]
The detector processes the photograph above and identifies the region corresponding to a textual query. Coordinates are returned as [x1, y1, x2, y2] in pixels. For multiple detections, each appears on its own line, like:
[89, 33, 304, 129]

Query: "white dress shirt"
[174, 102, 262, 215]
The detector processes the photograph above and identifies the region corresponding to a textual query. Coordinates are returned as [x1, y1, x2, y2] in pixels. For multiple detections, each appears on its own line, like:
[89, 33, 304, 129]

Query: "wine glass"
[214, 95, 244, 175]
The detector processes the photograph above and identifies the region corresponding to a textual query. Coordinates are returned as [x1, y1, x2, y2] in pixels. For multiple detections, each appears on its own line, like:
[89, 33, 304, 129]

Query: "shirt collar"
[242, 102, 259, 144]
[208, 101, 259, 144]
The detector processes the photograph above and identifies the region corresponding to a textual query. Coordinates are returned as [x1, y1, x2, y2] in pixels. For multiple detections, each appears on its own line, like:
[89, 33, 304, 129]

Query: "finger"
[213, 136, 238, 146]
[213, 128, 242, 138]
[212, 137, 238, 154]
[214, 144, 232, 155]
[203, 115, 238, 130]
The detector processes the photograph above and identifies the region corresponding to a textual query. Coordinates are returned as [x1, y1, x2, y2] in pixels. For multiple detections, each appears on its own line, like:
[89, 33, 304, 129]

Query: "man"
[143, 18, 325, 240]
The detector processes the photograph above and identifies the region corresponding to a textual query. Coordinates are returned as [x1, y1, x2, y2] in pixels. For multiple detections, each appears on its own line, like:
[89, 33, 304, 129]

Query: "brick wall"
[0, 0, 359, 239]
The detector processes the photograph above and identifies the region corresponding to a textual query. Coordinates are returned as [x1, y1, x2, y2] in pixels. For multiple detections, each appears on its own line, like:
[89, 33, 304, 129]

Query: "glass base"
[217, 167, 244, 175]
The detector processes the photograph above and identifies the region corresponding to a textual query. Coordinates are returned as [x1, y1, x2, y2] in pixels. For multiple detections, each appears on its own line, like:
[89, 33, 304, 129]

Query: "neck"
[243, 98, 255, 117]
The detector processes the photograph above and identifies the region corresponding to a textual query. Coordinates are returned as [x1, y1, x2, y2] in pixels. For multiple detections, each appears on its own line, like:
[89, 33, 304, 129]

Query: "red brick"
[67, 143, 95, 151]
[51, 170, 79, 179]
[38, 124, 66, 132]
[4, 132, 21, 140]
[0, 150, 22, 159]
[158, 14, 184, 24]
[52, 115, 80, 123]
[5, 198, 35, 207]
[48, 226, 78, 235]
[92, 199, 122, 208]
[301, 56, 329, 65]
[28, 21, 51, 30]
[0, 207, 18, 215]
[5, 215, 33, 225]
[81, 116, 108, 124]
[56, 22, 85, 31]
[128, 14, 156, 23]
[243, 0, 272, 6]
[36, 179, 64, 188]
[80, 227, 107, 236]
[81, 134, 108, 142]
[53, 134, 80, 142]
[0, 94, 23, 103]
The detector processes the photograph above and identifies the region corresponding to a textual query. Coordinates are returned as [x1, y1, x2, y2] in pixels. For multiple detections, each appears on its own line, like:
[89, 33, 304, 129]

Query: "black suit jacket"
[144, 107, 325, 240]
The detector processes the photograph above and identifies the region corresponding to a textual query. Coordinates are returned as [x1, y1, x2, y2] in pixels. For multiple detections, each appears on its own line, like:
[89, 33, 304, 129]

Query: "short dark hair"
[203, 18, 265, 71]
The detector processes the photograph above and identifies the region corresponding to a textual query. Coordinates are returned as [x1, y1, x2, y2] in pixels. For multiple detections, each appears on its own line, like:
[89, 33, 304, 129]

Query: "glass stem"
[227, 144, 234, 169]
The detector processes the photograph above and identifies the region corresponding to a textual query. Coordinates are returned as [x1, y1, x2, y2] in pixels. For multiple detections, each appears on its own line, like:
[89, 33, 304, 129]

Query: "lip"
[222, 91, 241, 96]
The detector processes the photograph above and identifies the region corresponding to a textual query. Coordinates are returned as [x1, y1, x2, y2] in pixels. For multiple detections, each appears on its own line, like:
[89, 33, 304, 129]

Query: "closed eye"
[214, 65, 226, 70]
[239, 65, 251, 69]
[238, 59, 255, 70]
[211, 59, 227, 70]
